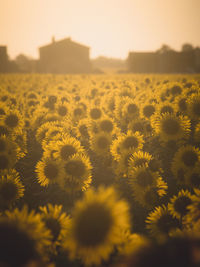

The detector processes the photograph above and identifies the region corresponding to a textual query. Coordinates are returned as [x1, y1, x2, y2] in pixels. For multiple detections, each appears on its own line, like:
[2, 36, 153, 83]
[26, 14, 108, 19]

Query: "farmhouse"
[38, 37, 91, 73]
[127, 49, 199, 73]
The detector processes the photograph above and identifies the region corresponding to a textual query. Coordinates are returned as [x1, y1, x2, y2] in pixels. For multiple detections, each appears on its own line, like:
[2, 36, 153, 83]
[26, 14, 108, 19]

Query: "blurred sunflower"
[97, 116, 118, 135]
[128, 165, 158, 190]
[175, 95, 188, 114]
[56, 101, 69, 117]
[4, 206, 51, 262]
[0, 169, 24, 207]
[171, 145, 200, 177]
[0, 219, 42, 266]
[146, 205, 180, 239]
[35, 157, 65, 186]
[128, 118, 151, 136]
[111, 131, 143, 161]
[128, 151, 152, 169]
[90, 131, 112, 157]
[53, 135, 85, 161]
[158, 101, 175, 115]
[39, 204, 70, 251]
[73, 118, 90, 141]
[72, 104, 87, 122]
[187, 93, 200, 121]
[141, 103, 156, 119]
[61, 153, 92, 192]
[121, 99, 140, 121]
[151, 113, 191, 142]
[133, 185, 163, 210]
[185, 165, 200, 189]
[0, 108, 24, 132]
[41, 124, 65, 149]
[183, 188, 200, 227]
[0, 152, 17, 172]
[63, 186, 130, 266]
[168, 190, 192, 219]
[117, 232, 149, 257]
[88, 106, 102, 120]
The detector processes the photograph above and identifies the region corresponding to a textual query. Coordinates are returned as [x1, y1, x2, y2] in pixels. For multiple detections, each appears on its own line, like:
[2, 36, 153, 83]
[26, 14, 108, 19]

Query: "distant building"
[127, 49, 199, 73]
[0, 46, 18, 73]
[0, 46, 9, 72]
[38, 37, 91, 73]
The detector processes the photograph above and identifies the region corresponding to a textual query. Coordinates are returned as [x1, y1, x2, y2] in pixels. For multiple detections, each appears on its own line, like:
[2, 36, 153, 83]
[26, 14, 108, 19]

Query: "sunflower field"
[0, 73, 200, 267]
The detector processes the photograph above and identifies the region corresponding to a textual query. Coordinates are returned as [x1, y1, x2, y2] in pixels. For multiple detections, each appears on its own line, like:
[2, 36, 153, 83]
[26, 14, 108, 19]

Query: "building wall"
[39, 39, 91, 73]
[0, 46, 9, 72]
[128, 50, 197, 73]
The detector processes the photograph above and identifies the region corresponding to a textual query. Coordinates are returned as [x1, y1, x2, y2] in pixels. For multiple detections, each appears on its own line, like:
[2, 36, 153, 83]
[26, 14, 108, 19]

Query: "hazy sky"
[0, 0, 200, 59]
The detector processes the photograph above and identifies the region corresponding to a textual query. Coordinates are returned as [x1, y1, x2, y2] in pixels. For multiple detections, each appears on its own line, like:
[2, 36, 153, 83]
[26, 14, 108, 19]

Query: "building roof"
[39, 37, 90, 50]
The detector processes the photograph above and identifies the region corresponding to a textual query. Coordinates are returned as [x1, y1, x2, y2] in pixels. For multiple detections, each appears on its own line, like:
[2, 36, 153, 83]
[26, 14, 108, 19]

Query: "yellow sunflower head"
[39, 204, 70, 249]
[4, 206, 52, 263]
[35, 157, 65, 186]
[171, 145, 200, 175]
[168, 190, 192, 219]
[90, 131, 112, 157]
[61, 153, 92, 192]
[187, 93, 200, 121]
[146, 205, 180, 239]
[151, 113, 191, 142]
[0, 169, 24, 208]
[63, 186, 130, 266]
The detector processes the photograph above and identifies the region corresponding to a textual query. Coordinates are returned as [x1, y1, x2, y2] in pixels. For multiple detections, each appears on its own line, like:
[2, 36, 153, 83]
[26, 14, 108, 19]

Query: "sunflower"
[113, 150, 134, 177]
[168, 190, 192, 219]
[133, 185, 162, 210]
[88, 106, 102, 120]
[39, 204, 70, 251]
[128, 118, 151, 136]
[151, 113, 191, 142]
[56, 102, 69, 117]
[4, 206, 51, 263]
[35, 121, 55, 144]
[0, 108, 24, 132]
[53, 135, 85, 161]
[128, 151, 152, 169]
[71, 104, 87, 122]
[90, 131, 112, 157]
[0, 169, 24, 207]
[171, 146, 200, 178]
[183, 189, 200, 227]
[185, 165, 200, 189]
[158, 102, 175, 115]
[0, 153, 17, 172]
[128, 165, 157, 190]
[41, 124, 65, 149]
[97, 116, 118, 135]
[146, 205, 180, 239]
[117, 232, 149, 257]
[35, 157, 65, 186]
[73, 118, 90, 141]
[141, 103, 156, 119]
[175, 95, 188, 114]
[61, 153, 92, 192]
[0, 219, 42, 266]
[63, 186, 130, 266]
[187, 93, 200, 121]
[111, 131, 143, 162]
[121, 99, 140, 121]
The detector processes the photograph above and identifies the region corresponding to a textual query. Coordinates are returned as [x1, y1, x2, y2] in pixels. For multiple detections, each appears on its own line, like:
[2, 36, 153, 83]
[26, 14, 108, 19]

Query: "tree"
[181, 43, 194, 52]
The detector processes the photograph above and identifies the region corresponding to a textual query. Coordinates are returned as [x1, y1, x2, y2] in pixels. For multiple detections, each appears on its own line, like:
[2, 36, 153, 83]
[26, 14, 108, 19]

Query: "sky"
[0, 0, 200, 59]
